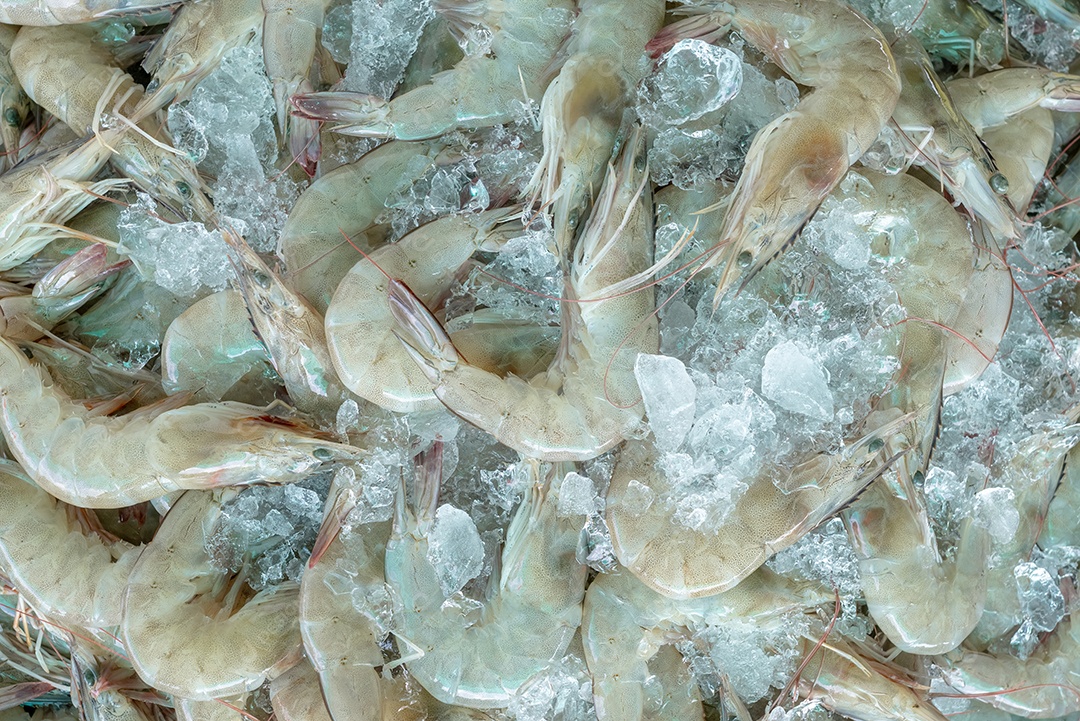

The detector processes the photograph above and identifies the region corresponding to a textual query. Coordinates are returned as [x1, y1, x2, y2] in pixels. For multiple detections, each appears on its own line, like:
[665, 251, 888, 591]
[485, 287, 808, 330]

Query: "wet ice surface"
[637, 40, 743, 127]
[324, 0, 433, 96]
[427, 504, 485, 596]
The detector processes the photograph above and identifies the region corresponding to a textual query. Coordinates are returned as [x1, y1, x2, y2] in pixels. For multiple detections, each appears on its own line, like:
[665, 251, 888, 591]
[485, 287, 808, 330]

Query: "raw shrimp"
[844, 472, 989, 654]
[947, 68, 1080, 134]
[0, 25, 28, 174]
[901, 0, 1004, 71]
[936, 614, 1080, 717]
[261, 0, 331, 175]
[175, 696, 249, 721]
[10, 25, 214, 221]
[226, 232, 351, 422]
[390, 127, 657, 461]
[970, 416, 1080, 645]
[121, 489, 301, 700]
[0, 335, 354, 508]
[135, 0, 264, 120]
[583, 567, 829, 721]
[889, 36, 1016, 240]
[651, 0, 901, 304]
[386, 457, 586, 708]
[0, 459, 140, 629]
[527, 0, 664, 254]
[606, 413, 911, 600]
[0, 0, 178, 25]
[300, 474, 389, 721]
[325, 206, 522, 414]
[279, 138, 449, 314]
[0, 138, 124, 272]
[160, 289, 279, 405]
[291, 0, 575, 139]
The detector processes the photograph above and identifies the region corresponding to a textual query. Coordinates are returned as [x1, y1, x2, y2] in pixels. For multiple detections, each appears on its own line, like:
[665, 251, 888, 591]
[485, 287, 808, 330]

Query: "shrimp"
[969, 416, 1080, 645]
[121, 489, 301, 700]
[10, 24, 214, 222]
[889, 36, 1017, 240]
[261, 0, 331, 175]
[526, 0, 664, 254]
[291, 0, 575, 140]
[606, 413, 912, 600]
[0, 335, 354, 508]
[279, 138, 449, 314]
[325, 205, 522, 414]
[0, 458, 140, 629]
[0, 138, 125, 272]
[134, 0, 264, 120]
[386, 456, 587, 708]
[268, 660, 333, 721]
[650, 0, 901, 305]
[843, 472, 989, 655]
[1044, 442, 1080, 547]
[176, 696, 250, 721]
[390, 126, 657, 461]
[225, 231, 351, 423]
[160, 289, 279, 405]
[947, 68, 1080, 134]
[900, 0, 1004, 71]
[583, 567, 829, 721]
[0, 25, 29, 175]
[0, 0, 177, 25]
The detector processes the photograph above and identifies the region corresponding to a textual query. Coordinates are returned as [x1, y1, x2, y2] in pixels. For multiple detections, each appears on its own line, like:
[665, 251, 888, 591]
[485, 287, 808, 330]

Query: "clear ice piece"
[557, 471, 599, 517]
[1014, 561, 1065, 633]
[635, 353, 697, 452]
[972, 487, 1019, 543]
[760, 341, 834, 420]
[638, 39, 742, 126]
[427, 504, 485, 596]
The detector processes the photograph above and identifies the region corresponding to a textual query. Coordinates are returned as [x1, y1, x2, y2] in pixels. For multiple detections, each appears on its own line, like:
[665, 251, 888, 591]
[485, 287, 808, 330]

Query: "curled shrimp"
[291, 0, 575, 139]
[0, 335, 354, 508]
[387, 454, 586, 708]
[121, 490, 301, 700]
[651, 0, 901, 304]
[389, 126, 657, 461]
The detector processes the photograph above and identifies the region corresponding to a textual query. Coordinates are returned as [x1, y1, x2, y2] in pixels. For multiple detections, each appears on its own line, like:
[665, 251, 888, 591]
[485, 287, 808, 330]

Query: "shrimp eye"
[913, 470, 925, 485]
[568, 209, 580, 229]
[634, 154, 646, 172]
[989, 172, 1009, 195]
[3, 107, 18, 127]
[313, 448, 333, 461]
[253, 271, 271, 289]
[177, 181, 192, 198]
[736, 250, 753, 268]
[868, 438, 885, 453]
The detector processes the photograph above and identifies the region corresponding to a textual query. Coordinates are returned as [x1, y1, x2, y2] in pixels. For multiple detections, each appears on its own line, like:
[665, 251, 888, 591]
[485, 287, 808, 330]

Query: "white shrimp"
[268, 660, 334, 721]
[0, 335, 354, 508]
[291, 0, 575, 139]
[121, 490, 302, 700]
[390, 126, 657, 461]
[651, 0, 901, 304]
[947, 68, 1080, 134]
[0, 0, 178, 25]
[0, 458, 140, 629]
[279, 138, 451, 314]
[387, 456, 587, 708]
[325, 206, 522, 414]
[980, 107, 1054, 214]
[0, 25, 29, 175]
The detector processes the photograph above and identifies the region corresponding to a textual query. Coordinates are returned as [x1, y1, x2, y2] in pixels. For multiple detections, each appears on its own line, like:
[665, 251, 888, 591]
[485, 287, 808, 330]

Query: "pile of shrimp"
[4, 0, 1080, 719]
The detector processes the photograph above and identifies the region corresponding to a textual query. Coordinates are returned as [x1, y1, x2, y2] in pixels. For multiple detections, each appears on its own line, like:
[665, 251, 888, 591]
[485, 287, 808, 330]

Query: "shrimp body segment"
[657, 0, 902, 303]
[0, 0, 178, 25]
[121, 490, 302, 700]
[0, 336, 352, 508]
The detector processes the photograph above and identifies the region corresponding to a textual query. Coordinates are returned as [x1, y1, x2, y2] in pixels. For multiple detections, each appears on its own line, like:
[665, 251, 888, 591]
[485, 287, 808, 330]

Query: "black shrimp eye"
[176, 181, 192, 198]
[634, 154, 647, 172]
[913, 470, 925, 485]
[253, 270, 271, 289]
[568, 209, 580, 229]
[989, 172, 1009, 195]
[736, 249, 754, 268]
[3, 107, 18, 126]
[868, 438, 885, 453]
[313, 448, 333, 461]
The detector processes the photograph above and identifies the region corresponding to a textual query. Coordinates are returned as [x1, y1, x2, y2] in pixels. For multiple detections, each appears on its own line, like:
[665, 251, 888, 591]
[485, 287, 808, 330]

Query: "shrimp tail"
[386, 278, 460, 381]
[290, 92, 390, 137]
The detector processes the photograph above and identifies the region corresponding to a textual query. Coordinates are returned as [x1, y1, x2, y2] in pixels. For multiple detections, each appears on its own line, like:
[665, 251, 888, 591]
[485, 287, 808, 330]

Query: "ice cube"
[343, 0, 433, 97]
[427, 504, 485, 596]
[638, 39, 742, 126]
[635, 354, 697, 452]
[1014, 561, 1065, 633]
[557, 472, 599, 517]
[760, 341, 834, 420]
[972, 487, 1019, 543]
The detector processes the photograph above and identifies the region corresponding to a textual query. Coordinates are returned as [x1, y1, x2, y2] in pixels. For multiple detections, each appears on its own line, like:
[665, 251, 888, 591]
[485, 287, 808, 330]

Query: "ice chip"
[972, 487, 1019, 543]
[427, 504, 485, 596]
[638, 39, 742, 126]
[635, 353, 697, 452]
[557, 471, 599, 517]
[1014, 561, 1065, 633]
[760, 341, 834, 420]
